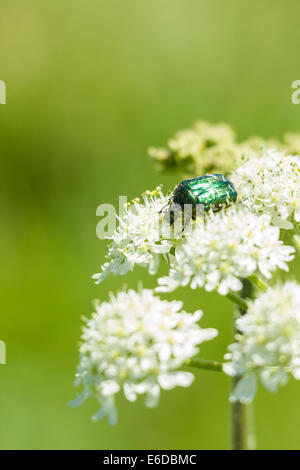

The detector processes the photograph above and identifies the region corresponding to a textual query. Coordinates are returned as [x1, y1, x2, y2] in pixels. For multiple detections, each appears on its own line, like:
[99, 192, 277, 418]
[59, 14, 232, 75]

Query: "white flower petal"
[230, 373, 257, 404]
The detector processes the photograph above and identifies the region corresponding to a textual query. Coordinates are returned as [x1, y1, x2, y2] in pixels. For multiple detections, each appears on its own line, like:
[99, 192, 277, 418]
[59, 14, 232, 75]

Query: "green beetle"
[162, 174, 237, 227]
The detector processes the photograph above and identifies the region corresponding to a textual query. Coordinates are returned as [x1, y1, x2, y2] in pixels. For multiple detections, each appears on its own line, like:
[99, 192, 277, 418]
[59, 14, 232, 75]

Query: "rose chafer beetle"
[161, 174, 237, 227]
[172, 173, 237, 212]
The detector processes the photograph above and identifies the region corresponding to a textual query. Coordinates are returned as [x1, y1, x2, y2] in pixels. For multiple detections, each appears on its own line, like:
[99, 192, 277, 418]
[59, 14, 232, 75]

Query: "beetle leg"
[159, 200, 171, 214]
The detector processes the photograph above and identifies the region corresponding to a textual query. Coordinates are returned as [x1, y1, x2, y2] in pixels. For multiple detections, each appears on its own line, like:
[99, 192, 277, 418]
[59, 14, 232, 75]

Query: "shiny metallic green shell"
[172, 174, 237, 211]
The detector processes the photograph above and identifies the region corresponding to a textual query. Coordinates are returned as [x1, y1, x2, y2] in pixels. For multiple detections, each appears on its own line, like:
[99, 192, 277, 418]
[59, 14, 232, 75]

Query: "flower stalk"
[231, 279, 256, 451]
[225, 291, 248, 311]
[248, 275, 268, 292]
[187, 358, 223, 372]
[231, 389, 256, 450]
[293, 234, 300, 257]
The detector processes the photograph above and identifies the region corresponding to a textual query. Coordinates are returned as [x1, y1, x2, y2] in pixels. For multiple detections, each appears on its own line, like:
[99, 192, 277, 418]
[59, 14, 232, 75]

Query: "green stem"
[231, 279, 256, 450]
[293, 221, 300, 236]
[248, 275, 268, 292]
[293, 234, 300, 257]
[246, 402, 256, 450]
[226, 291, 248, 311]
[231, 377, 248, 450]
[187, 358, 223, 372]
[231, 389, 256, 450]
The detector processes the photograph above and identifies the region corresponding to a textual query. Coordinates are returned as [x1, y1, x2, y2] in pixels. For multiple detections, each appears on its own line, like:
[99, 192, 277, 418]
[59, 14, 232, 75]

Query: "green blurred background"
[1, 0, 300, 450]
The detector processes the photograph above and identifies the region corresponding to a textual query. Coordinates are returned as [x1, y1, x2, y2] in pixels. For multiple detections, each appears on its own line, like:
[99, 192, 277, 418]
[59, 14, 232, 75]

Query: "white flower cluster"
[224, 283, 300, 403]
[93, 187, 173, 284]
[71, 289, 217, 424]
[231, 149, 300, 229]
[156, 206, 294, 295]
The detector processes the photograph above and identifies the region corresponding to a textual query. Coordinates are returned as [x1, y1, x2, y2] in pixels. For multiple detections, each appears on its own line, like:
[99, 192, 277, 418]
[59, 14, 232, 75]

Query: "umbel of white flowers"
[92, 187, 172, 284]
[224, 282, 300, 403]
[231, 149, 300, 229]
[156, 205, 294, 295]
[93, 184, 294, 296]
[70, 289, 217, 424]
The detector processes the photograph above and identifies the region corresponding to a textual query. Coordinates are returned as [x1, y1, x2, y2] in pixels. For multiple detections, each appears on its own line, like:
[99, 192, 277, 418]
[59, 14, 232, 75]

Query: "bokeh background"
[1, 0, 300, 450]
